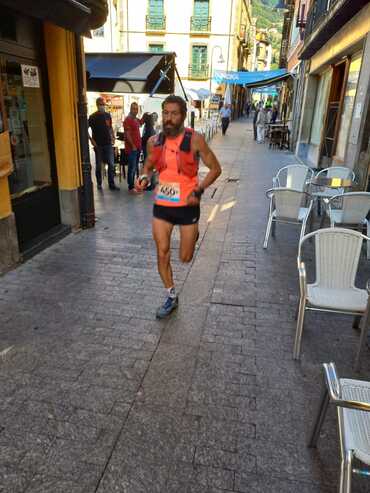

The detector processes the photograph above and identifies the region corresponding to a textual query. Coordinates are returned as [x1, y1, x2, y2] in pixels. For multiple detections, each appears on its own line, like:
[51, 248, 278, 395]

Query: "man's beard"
[163, 122, 184, 136]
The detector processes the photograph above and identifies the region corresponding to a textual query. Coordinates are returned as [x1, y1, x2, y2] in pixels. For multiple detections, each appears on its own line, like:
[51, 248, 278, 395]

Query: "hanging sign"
[21, 65, 40, 88]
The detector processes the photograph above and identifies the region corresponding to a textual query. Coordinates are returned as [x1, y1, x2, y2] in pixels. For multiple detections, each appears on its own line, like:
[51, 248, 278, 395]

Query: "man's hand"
[135, 176, 148, 192]
[91, 139, 97, 148]
[186, 188, 202, 207]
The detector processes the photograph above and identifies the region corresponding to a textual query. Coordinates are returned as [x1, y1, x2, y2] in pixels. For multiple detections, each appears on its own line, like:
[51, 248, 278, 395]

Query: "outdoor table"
[310, 176, 355, 217]
[267, 123, 289, 150]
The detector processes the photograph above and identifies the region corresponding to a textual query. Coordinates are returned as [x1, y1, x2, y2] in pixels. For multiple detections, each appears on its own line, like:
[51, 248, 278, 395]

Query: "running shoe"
[156, 296, 178, 319]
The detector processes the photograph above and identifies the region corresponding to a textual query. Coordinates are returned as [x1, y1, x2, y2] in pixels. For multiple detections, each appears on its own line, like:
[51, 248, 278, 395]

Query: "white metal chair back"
[299, 228, 364, 290]
[273, 188, 307, 221]
[316, 166, 355, 180]
[274, 165, 314, 191]
[328, 192, 370, 224]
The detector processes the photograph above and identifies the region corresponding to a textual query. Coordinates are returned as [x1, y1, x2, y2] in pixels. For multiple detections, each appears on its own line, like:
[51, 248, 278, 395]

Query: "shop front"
[0, 10, 60, 250]
[0, 0, 108, 272]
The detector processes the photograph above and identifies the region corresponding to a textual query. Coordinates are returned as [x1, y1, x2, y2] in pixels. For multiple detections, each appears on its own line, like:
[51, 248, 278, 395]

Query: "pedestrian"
[245, 101, 251, 118]
[141, 112, 156, 191]
[123, 102, 143, 193]
[135, 95, 222, 319]
[88, 97, 119, 191]
[256, 105, 267, 144]
[220, 103, 232, 135]
[253, 102, 261, 141]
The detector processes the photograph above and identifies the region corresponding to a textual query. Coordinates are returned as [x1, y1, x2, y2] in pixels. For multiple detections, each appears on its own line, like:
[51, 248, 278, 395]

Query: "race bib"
[156, 182, 180, 203]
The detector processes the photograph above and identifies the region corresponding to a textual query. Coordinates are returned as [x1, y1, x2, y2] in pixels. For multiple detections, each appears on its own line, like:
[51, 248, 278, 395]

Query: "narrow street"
[1, 119, 370, 492]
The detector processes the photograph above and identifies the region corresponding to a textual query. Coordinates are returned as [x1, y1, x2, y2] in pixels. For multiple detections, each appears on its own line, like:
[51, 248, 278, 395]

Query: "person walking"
[256, 105, 267, 144]
[88, 97, 119, 191]
[220, 104, 232, 136]
[123, 102, 143, 193]
[141, 112, 156, 191]
[135, 95, 222, 319]
[253, 102, 261, 141]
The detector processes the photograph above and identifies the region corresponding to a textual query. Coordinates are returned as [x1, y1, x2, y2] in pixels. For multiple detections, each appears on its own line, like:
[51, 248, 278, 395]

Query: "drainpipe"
[75, 34, 95, 229]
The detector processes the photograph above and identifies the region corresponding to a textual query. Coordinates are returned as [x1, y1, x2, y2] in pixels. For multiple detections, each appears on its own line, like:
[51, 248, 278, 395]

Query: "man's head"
[130, 102, 139, 117]
[96, 97, 106, 112]
[161, 95, 187, 137]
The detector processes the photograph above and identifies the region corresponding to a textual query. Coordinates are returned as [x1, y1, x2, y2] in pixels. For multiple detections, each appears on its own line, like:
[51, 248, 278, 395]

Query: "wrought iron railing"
[188, 64, 209, 80]
[190, 16, 212, 32]
[304, 0, 342, 38]
[146, 14, 166, 31]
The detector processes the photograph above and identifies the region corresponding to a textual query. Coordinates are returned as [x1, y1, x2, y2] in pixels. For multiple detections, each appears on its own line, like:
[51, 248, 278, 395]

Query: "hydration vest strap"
[179, 130, 192, 152]
[154, 132, 166, 147]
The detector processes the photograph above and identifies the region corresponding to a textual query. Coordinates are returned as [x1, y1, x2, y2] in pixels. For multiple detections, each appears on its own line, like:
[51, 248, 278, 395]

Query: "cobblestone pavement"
[1, 119, 370, 492]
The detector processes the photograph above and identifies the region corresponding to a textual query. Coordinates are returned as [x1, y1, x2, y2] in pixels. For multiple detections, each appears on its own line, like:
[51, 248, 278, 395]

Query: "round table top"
[310, 176, 354, 188]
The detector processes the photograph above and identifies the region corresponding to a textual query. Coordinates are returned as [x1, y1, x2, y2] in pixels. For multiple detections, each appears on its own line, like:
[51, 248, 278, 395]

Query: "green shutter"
[194, 0, 209, 18]
[148, 0, 164, 17]
[191, 45, 208, 78]
[147, 0, 165, 30]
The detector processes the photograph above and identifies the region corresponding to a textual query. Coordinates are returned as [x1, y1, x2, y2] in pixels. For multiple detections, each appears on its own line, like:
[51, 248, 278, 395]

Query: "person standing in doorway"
[220, 103, 232, 136]
[123, 102, 143, 193]
[88, 97, 119, 191]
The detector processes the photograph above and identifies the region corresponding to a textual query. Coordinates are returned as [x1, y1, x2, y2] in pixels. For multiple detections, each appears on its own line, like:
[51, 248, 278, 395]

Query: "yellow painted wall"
[43, 23, 82, 190]
[310, 4, 370, 74]
[0, 178, 11, 219]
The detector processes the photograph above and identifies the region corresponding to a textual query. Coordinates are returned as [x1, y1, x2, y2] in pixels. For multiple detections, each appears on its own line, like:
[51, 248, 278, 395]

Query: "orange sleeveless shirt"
[155, 132, 198, 207]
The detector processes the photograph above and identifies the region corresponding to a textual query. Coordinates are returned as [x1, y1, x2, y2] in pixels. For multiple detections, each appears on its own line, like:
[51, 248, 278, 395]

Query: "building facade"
[252, 30, 273, 71]
[0, 1, 107, 273]
[85, 0, 253, 106]
[293, 0, 370, 190]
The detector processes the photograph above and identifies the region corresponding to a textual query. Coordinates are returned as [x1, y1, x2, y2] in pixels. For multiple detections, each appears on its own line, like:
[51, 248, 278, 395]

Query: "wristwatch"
[191, 187, 204, 199]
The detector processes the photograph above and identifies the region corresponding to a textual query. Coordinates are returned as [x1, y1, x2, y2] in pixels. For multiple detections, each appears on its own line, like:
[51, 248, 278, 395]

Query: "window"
[310, 70, 331, 146]
[2, 60, 52, 198]
[147, 0, 165, 30]
[92, 26, 105, 37]
[0, 11, 17, 41]
[190, 45, 208, 79]
[191, 0, 210, 31]
[335, 52, 362, 161]
[149, 44, 164, 53]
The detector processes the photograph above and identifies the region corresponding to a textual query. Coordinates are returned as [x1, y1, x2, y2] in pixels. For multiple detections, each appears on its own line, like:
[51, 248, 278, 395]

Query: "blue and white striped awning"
[213, 69, 292, 87]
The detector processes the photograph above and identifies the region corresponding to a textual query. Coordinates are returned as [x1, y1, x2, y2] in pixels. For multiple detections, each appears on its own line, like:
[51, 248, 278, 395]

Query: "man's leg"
[104, 145, 117, 189]
[127, 150, 138, 190]
[95, 147, 103, 188]
[179, 223, 199, 263]
[152, 217, 174, 288]
[152, 217, 178, 318]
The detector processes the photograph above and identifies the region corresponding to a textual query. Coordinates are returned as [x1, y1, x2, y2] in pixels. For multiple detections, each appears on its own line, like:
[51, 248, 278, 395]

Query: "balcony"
[146, 14, 166, 32]
[190, 16, 212, 33]
[301, 0, 369, 59]
[188, 64, 209, 80]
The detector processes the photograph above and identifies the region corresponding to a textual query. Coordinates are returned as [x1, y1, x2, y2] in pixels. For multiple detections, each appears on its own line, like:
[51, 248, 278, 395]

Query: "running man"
[136, 95, 222, 319]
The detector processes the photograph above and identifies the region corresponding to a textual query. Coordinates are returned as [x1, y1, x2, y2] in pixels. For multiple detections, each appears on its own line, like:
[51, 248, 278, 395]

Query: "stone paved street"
[1, 119, 370, 492]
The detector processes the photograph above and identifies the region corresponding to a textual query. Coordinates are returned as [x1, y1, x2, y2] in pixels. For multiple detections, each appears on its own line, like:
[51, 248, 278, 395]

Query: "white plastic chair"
[309, 362, 370, 493]
[294, 228, 370, 370]
[312, 166, 355, 200]
[272, 164, 314, 192]
[263, 188, 313, 249]
[324, 192, 370, 259]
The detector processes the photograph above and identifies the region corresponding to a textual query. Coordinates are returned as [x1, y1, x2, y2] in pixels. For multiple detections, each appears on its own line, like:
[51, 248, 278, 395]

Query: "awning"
[185, 88, 211, 101]
[213, 69, 292, 87]
[85, 52, 176, 94]
[0, 0, 108, 33]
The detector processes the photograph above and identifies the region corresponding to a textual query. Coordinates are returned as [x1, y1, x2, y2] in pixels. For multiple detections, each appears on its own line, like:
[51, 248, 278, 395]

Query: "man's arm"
[108, 114, 115, 145]
[87, 118, 97, 148]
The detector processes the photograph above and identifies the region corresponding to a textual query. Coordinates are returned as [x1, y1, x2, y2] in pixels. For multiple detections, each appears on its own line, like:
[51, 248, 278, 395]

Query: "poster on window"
[21, 65, 40, 88]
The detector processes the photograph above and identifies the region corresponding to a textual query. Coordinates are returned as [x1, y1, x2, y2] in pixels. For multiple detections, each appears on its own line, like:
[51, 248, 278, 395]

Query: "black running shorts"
[153, 204, 200, 225]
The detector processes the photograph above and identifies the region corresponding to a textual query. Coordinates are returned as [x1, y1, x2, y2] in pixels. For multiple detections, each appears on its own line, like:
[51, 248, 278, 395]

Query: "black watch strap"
[192, 188, 204, 199]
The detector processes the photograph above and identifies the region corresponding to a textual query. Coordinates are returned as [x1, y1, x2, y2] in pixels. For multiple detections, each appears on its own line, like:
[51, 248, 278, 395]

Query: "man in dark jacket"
[88, 97, 119, 191]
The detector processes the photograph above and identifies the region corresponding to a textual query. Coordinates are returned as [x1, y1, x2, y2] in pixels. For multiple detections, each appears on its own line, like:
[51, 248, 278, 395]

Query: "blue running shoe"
[156, 296, 179, 319]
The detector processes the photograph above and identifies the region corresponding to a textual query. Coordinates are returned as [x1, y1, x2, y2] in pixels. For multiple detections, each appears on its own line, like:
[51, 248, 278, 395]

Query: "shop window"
[335, 52, 362, 161]
[2, 60, 52, 198]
